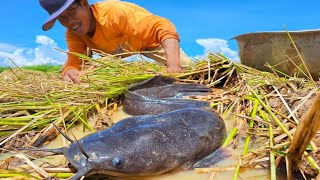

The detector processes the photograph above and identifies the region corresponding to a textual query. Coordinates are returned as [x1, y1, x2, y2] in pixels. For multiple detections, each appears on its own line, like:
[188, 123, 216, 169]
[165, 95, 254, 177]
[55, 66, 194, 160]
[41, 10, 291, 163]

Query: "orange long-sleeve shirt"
[63, 1, 180, 74]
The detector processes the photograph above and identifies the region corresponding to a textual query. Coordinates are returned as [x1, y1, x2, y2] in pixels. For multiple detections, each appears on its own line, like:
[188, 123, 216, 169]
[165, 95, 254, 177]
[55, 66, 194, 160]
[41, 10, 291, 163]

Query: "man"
[39, 0, 191, 83]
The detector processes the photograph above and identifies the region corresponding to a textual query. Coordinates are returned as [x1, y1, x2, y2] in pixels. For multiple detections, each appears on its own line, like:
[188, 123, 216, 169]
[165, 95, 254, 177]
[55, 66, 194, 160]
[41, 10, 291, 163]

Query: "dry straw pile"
[0, 53, 319, 179]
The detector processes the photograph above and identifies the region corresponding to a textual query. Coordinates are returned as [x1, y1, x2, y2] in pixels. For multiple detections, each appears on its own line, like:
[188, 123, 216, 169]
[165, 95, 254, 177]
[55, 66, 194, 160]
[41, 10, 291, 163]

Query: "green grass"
[0, 67, 6, 73]
[23, 65, 62, 72]
[0, 65, 62, 73]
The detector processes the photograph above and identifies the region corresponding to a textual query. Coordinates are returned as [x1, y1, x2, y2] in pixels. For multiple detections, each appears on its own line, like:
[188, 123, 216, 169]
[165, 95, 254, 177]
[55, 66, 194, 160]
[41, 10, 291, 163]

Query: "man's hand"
[166, 64, 183, 73]
[63, 69, 81, 83]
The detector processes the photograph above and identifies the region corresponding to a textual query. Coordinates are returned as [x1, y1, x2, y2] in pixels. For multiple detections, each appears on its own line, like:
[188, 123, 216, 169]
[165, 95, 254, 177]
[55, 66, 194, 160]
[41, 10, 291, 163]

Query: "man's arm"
[62, 31, 87, 83]
[161, 38, 182, 73]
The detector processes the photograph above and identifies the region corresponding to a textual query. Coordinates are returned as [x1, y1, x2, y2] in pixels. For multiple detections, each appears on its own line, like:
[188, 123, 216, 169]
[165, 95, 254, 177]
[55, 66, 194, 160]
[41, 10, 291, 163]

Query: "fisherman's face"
[57, 0, 94, 36]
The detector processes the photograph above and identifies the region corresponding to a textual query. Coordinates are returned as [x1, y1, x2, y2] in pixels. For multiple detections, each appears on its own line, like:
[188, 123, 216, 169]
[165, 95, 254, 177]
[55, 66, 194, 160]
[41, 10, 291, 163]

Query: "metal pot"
[233, 29, 320, 79]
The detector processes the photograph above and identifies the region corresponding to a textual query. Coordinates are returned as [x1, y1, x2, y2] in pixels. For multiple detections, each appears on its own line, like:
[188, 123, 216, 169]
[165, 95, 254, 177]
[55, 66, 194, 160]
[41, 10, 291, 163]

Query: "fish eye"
[112, 157, 124, 169]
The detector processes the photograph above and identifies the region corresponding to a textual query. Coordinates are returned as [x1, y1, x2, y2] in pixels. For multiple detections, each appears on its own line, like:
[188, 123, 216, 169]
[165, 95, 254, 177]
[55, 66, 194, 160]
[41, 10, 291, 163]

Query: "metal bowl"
[233, 29, 320, 79]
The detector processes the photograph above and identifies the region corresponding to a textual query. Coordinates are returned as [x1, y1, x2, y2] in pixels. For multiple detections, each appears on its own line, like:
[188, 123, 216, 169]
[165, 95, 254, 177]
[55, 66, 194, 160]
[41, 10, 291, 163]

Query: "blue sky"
[1, 0, 320, 66]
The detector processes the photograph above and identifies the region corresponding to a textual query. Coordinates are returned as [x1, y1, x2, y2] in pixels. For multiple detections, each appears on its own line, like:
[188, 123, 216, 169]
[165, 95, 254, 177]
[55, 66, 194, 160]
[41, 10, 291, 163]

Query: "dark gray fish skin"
[123, 75, 212, 116]
[131, 84, 211, 99]
[126, 75, 176, 91]
[123, 90, 211, 116]
[127, 74, 211, 98]
[64, 108, 226, 179]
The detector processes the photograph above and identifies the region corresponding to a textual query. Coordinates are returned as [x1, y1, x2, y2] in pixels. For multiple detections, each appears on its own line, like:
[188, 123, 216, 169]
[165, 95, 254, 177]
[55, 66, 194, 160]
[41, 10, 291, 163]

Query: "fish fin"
[192, 148, 231, 168]
[171, 84, 211, 98]
[174, 84, 211, 93]
[128, 75, 176, 91]
[70, 167, 89, 180]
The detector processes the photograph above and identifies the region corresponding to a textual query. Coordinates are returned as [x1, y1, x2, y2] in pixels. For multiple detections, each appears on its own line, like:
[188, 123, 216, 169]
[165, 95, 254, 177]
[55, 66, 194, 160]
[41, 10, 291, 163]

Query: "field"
[0, 65, 62, 73]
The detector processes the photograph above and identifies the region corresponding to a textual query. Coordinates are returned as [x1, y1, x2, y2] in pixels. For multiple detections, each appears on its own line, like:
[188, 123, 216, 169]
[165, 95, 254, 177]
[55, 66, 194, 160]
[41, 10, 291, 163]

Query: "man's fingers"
[167, 69, 183, 73]
[63, 69, 81, 84]
[69, 73, 81, 84]
[63, 75, 72, 82]
[166, 67, 183, 74]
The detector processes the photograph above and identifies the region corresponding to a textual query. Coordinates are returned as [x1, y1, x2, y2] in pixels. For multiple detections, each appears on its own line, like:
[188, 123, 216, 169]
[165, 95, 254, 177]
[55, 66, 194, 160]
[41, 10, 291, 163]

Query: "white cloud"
[0, 35, 66, 67]
[36, 35, 56, 46]
[0, 43, 19, 53]
[195, 38, 240, 62]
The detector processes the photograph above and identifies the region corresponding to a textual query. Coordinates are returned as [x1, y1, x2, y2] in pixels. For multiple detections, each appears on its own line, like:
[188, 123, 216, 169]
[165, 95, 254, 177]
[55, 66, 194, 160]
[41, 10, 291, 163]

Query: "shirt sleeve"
[62, 30, 87, 75]
[109, 5, 180, 48]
